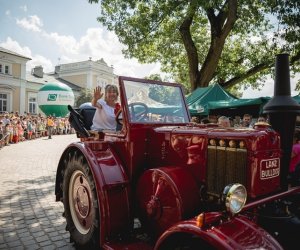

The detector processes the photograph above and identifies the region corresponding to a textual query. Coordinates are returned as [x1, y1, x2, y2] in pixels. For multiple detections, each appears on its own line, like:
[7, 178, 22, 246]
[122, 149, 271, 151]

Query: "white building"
[0, 47, 117, 114]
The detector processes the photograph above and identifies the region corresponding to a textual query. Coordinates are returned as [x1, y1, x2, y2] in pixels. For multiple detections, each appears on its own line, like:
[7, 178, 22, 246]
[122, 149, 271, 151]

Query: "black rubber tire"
[62, 152, 100, 249]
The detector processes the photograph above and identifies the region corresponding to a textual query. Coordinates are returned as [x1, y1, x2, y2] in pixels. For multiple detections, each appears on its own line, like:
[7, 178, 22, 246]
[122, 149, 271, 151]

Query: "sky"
[0, 0, 161, 78]
[0, 0, 298, 98]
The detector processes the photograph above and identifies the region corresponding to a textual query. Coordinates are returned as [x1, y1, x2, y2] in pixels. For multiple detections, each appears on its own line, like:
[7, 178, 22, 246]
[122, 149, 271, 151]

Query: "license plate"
[260, 158, 280, 180]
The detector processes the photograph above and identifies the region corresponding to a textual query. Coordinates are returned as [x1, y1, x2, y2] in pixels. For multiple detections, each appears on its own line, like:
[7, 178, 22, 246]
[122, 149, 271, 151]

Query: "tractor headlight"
[222, 183, 247, 215]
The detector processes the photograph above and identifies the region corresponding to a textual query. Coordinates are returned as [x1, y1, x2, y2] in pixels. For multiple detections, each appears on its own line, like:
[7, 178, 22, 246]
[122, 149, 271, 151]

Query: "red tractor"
[55, 54, 300, 249]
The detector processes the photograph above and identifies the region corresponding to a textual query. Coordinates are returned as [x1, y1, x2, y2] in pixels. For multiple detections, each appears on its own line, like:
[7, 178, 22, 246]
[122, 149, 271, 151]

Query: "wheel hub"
[75, 186, 90, 218]
[69, 170, 93, 234]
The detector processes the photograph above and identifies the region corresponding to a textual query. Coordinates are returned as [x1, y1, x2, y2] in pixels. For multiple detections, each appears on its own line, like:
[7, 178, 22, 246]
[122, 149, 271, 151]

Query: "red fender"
[155, 213, 283, 250]
[56, 141, 131, 246]
[136, 166, 201, 238]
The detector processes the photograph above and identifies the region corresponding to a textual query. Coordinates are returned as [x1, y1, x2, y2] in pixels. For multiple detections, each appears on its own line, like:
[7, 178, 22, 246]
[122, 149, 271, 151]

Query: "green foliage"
[148, 85, 181, 105]
[145, 73, 163, 81]
[267, 0, 300, 92]
[89, 0, 300, 95]
[75, 88, 93, 108]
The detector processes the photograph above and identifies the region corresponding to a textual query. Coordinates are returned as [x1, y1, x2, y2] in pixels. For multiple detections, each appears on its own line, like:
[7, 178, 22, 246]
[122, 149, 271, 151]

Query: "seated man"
[91, 84, 120, 131]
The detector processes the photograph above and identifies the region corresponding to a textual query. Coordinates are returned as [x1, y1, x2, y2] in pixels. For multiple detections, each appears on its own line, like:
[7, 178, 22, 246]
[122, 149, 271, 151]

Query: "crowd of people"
[191, 113, 268, 128]
[0, 111, 75, 149]
[2, 103, 300, 185]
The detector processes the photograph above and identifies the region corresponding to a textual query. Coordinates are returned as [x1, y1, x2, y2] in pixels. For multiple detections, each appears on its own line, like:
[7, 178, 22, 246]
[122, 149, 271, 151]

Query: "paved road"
[0, 134, 79, 250]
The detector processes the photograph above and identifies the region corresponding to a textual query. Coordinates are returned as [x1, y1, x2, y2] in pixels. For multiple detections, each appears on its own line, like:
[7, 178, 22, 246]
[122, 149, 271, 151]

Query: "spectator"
[39, 118, 46, 136]
[191, 116, 200, 123]
[12, 119, 19, 143]
[3, 123, 11, 146]
[47, 116, 54, 139]
[2, 114, 10, 126]
[241, 114, 252, 127]
[0, 112, 75, 147]
[22, 117, 28, 139]
[0, 121, 4, 147]
[289, 133, 300, 186]
[289, 133, 300, 174]
[208, 115, 218, 124]
[17, 120, 24, 141]
[257, 115, 267, 123]
[27, 120, 33, 140]
[218, 116, 231, 127]
[7, 123, 13, 143]
[201, 118, 210, 124]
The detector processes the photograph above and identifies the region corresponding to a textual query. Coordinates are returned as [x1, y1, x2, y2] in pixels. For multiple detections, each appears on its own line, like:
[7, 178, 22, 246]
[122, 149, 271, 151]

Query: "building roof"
[26, 71, 81, 91]
[0, 47, 32, 60]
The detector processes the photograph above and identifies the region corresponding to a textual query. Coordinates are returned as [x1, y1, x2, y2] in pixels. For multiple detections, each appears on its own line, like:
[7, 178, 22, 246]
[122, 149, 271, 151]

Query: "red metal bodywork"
[155, 214, 283, 250]
[149, 125, 281, 199]
[55, 76, 298, 249]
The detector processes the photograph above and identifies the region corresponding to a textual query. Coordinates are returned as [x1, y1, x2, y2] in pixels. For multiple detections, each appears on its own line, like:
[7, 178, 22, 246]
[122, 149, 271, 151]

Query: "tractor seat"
[80, 108, 96, 130]
[78, 106, 105, 140]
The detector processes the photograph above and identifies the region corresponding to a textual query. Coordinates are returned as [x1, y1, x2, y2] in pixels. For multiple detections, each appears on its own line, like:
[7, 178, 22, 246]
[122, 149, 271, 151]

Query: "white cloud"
[43, 32, 78, 55]
[0, 37, 54, 72]
[11, 15, 161, 78]
[27, 55, 53, 73]
[16, 15, 43, 32]
[20, 5, 28, 12]
[242, 74, 299, 98]
[5, 10, 10, 16]
[73, 28, 160, 77]
[40, 27, 161, 77]
[0, 37, 32, 58]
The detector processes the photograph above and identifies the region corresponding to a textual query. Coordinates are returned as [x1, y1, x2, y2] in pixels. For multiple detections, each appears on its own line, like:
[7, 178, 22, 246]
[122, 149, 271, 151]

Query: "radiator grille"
[207, 145, 247, 195]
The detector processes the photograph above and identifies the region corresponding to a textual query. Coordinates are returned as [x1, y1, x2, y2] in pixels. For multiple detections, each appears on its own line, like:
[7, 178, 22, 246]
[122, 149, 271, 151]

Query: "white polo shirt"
[91, 99, 116, 130]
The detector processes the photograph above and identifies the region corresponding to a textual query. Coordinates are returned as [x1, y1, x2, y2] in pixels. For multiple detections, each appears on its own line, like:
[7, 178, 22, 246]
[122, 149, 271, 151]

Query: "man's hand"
[93, 86, 104, 101]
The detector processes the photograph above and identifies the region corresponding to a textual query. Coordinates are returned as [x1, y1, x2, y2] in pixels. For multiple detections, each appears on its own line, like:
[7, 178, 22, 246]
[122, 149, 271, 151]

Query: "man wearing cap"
[47, 116, 54, 139]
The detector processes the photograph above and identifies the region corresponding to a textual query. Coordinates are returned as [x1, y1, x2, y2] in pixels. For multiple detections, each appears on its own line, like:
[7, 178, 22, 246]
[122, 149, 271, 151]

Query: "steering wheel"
[128, 102, 149, 122]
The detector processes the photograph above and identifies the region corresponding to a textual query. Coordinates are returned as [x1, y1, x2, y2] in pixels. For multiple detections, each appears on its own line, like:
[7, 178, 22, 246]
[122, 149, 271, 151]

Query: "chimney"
[32, 65, 44, 78]
[263, 53, 300, 190]
[55, 65, 60, 74]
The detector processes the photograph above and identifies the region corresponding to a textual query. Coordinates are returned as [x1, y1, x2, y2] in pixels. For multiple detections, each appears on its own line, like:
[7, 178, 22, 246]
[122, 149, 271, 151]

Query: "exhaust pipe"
[263, 53, 300, 190]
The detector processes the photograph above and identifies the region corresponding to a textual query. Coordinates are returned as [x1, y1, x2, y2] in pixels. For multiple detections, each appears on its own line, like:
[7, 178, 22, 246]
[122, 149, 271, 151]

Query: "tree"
[75, 88, 93, 107]
[272, 0, 300, 91]
[145, 73, 163, 81]
[88, 0, 300, 93]
[149, 85, 181, 105]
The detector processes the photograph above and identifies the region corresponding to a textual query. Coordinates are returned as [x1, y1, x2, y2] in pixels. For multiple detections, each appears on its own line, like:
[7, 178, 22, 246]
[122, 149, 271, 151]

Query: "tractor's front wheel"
[63, 154, 99, 249]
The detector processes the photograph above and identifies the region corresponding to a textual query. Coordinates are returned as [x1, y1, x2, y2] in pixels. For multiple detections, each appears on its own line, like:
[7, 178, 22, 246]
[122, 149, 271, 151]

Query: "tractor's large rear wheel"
[63, 153, 99, 249]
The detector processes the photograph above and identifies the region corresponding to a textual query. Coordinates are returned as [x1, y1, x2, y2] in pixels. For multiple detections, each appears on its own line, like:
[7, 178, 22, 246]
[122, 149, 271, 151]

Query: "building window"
[0, 64, 2, 73]
[0, 93, 8, 113]
[28, 96, 37, 114]
[5, 65, 9, 74]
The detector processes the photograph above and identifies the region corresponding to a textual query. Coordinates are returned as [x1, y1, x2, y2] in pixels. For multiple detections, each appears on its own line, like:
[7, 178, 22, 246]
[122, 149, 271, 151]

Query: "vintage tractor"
[55, 54, 300, 249]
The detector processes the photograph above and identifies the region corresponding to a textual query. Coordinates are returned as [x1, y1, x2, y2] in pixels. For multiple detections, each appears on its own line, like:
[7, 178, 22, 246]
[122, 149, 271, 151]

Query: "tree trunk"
[195, 0, 237, 90]
[221, 51, 300, 89]
[179, 0, 200, 91]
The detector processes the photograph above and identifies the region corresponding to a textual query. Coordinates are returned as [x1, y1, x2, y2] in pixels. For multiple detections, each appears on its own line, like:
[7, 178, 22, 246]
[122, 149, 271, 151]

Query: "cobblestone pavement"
[0, 134, 79, 250]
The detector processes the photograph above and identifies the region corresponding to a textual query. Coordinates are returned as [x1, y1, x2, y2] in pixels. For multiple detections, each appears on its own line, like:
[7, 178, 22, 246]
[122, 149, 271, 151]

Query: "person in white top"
[91, 85, 120, 131]
[217, 116, 231, 127]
